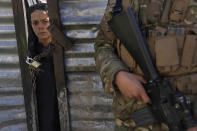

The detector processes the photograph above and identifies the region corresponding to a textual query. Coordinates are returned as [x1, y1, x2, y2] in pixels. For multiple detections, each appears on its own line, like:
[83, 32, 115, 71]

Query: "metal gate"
[60, 0, 114, 130]
[0, 0, 115, 130]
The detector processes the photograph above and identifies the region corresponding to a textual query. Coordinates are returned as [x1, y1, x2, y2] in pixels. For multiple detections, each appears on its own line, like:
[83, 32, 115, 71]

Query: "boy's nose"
[38, 22, 44, 29]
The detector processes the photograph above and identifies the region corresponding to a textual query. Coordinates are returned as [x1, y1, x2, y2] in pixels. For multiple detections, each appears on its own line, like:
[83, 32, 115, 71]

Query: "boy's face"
[31, 10, 51, 42]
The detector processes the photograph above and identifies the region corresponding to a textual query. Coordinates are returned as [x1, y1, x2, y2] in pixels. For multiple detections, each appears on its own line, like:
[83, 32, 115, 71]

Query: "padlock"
[26, 57, 41, 68]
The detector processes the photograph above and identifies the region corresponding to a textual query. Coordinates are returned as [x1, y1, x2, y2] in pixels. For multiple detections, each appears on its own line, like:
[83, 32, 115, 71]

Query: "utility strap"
[46, 0, 71, 130]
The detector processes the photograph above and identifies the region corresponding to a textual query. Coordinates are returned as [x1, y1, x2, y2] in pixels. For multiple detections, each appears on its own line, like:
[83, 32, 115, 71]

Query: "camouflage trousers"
[114, 123, 169, 131]
[113, 93, 169, 131]
[113, 93, 197, 131]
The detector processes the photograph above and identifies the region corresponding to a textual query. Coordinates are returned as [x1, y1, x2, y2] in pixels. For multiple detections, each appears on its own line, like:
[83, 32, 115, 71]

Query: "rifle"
[108, 7, 196, 131]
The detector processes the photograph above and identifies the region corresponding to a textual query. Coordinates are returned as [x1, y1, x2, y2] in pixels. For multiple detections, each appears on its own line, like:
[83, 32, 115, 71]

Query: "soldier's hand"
[187, 127, 197, 131]
[115, 71, 150, 103]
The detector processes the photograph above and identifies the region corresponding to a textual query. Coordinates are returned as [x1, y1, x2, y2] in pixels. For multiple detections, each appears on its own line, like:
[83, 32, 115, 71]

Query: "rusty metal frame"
[47, 0, 72, 130]
[11, 0, 38, 130]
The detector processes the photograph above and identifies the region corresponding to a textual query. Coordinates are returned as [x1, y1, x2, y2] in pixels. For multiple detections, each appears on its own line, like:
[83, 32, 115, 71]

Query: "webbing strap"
[46, 0, 71, 130]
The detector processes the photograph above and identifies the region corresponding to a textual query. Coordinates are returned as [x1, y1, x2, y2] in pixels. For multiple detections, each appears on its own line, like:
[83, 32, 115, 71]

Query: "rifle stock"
[108, 8, 158, 81]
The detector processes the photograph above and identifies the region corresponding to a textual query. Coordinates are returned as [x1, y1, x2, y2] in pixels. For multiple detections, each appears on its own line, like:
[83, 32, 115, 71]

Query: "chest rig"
[112, 0, 197, 95]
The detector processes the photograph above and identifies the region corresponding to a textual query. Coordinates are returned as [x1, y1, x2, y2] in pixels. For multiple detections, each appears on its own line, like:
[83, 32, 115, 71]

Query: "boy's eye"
[32, 21, 39, 26]
[42, 20, 49, 24]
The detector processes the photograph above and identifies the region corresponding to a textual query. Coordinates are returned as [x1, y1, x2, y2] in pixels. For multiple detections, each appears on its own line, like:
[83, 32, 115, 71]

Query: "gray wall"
[0, 0, 27, 130]
[0, 0, 115, 130]
[60, 0, 114, 130]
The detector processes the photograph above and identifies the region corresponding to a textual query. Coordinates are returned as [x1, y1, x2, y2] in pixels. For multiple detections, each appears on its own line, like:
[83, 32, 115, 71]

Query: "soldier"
[95, 0, 197, 130]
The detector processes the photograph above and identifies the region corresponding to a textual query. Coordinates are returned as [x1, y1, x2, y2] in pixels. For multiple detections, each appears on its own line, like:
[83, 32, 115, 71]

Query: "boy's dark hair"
[27, 3, 48, 24]
[27, 3, 48, 58]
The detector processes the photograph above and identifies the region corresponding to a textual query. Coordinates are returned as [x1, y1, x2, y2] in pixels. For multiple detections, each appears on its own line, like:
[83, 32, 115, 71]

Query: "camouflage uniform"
[95, 0, 197, 130]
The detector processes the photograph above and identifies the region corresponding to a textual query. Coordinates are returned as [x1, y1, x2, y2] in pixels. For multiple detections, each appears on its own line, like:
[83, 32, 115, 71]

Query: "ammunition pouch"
[146, 27, 197, 77]
[155, 35, 179, 72]
[170, 0, 190, 22]
[172, 73, 197, 94]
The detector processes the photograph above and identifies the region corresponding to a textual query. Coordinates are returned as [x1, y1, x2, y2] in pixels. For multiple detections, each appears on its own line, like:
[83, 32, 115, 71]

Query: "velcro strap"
[131, 107, 157, 126]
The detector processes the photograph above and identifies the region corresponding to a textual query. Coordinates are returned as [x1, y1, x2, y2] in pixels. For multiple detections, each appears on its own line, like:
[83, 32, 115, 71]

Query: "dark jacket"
[29, 41, 60, 131]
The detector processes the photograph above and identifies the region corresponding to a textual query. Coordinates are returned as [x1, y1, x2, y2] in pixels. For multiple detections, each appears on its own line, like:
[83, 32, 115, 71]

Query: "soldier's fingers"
[141, 91, 151, 103]
[136, 96, 142, 101]
[136, 75, 147, 84]
[186, 127, 197, 131]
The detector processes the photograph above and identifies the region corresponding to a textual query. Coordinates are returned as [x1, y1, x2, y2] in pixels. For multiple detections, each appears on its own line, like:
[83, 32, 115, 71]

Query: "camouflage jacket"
[95, 0, 197, 95]
[95, 0, 128, 95]
[95, 0, 197, 127]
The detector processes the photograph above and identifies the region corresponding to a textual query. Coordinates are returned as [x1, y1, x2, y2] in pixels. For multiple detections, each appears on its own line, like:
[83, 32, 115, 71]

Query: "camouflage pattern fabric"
[94, 0, 197, 130]
[95, 0, 160, 130]
[95, 0, 129, 95]
[114, 122, 169, 131]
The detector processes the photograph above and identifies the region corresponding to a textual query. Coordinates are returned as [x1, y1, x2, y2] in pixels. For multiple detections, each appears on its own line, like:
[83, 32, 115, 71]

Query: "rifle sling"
[46, 0, 71, 130]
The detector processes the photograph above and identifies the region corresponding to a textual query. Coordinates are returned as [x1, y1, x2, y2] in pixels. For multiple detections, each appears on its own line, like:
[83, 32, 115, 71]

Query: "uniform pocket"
[181, 35, 197, 68]
[155, 35, 180, 73]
